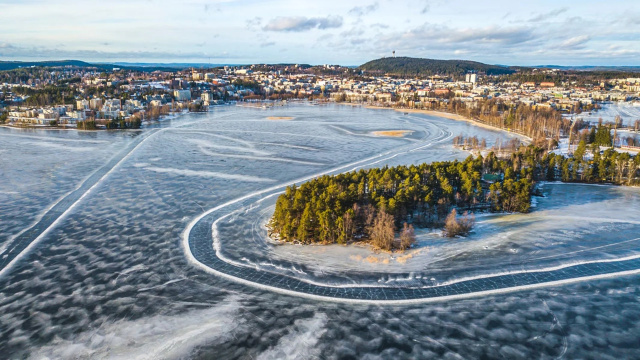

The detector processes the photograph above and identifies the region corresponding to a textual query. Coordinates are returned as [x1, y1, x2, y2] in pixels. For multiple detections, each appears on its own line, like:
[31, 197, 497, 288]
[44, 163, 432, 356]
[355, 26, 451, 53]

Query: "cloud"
[421, 1, 430, 14]
[371, 23, 389, 29]
[263, 16, 343, 32]
[246, 17, 262, 30]
[0, 43, 236, 61]
[625, 14, 640, 26]
[446, 26, 536, 45]
[559, 35, 590, 49]
[348, 2, 379, 17]
[316, 34, 334, 42]
[529, 7, 568, 22]
[340, 27, 365, 37]
[324, 23, 543, 62]
[390, 24, 537, 48]
[570, 48, 640, 60]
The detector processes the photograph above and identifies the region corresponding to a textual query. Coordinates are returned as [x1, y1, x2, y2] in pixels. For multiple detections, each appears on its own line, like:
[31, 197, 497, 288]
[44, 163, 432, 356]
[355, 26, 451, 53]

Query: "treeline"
[574, 121, 640, 148]
[0, 60, 94, 71]
[232, 79, 263, 93]
[551, 144, 640, 185]
[430, 98, 569, 143]
[453, 135, 487, 150]
[102, 116, 142, 129]
[576, 123, 613, 147]
[495, 70, 640, 87]
[187, 103, 208, 112]
[452, 135, 524, 153]
[77, 116, 141, 130]
[497, 70, 640, 86]
[13, 85, 75, 106]
[146, 105, 172, 120]
[271, 146, 640, 249]
[0, 68, 56, 84]
[77, 120, 97, 130]
[496, 72, 563, 86]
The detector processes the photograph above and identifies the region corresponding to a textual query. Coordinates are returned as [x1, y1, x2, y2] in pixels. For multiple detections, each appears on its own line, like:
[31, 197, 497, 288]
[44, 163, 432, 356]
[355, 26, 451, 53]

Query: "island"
[270, 145, 640, 251]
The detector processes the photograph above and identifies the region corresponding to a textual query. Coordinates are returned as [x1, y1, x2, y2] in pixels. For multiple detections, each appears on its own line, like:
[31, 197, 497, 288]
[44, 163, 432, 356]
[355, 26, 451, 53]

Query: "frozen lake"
[1, 104, 640, 358]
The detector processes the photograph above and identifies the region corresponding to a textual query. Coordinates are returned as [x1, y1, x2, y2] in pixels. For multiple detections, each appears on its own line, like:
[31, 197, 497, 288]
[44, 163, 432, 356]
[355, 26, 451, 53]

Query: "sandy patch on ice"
[396, 248, 425, 264]
[267, 116, 294, 121]
[349, 248, 425, 265]
[371, 130, 414, 137]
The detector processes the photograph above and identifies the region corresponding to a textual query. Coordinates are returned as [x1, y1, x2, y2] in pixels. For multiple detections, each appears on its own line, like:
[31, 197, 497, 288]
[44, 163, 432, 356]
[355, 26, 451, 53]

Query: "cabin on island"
[482, 173, 504, 184]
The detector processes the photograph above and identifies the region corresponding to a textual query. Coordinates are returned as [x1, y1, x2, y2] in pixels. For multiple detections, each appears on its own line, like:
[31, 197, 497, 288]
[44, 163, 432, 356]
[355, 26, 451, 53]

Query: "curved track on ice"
[193, 228, 640, 304]
[0, 129, 159, 277]
[185, 193, 640, 304]
[184, 138, 640, 304]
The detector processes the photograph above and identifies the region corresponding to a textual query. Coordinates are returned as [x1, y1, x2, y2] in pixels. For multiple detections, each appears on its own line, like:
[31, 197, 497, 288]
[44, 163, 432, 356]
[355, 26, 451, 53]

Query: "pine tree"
[574, 140, 586, 161]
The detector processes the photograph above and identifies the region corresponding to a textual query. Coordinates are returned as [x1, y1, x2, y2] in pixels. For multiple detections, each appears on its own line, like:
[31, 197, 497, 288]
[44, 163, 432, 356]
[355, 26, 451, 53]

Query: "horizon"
[5, 58, 640, 70]
[1, 0, 639, 66]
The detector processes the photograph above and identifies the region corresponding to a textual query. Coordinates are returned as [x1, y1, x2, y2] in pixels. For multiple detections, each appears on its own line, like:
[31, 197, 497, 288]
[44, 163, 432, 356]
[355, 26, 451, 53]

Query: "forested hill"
[358, 57, 517, 77]
[0, 60, 177, 72]
[0, 60, 96, 71]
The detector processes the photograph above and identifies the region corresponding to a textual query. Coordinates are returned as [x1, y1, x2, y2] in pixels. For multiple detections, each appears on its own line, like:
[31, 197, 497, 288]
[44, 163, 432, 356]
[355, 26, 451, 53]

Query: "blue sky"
[1, 0, 639, 66]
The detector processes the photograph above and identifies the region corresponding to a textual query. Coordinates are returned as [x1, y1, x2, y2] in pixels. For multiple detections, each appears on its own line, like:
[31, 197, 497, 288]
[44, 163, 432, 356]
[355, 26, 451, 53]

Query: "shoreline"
[0, 110, 190, 132]
[361, 105, 532, 142]
[0, 124, 78, 131]
[266, 222, 419, 257]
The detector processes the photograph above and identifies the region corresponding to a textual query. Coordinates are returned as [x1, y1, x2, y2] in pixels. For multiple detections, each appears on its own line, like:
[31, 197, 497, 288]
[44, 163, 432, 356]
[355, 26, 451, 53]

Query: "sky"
[1, 0, 639, 66]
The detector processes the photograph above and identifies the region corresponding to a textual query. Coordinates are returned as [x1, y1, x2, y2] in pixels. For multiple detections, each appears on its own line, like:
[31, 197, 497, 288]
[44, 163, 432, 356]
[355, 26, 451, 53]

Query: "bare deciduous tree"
[443, 209, 475, 238]
[399, 222, 416, 250]
[370, 211, 395, 251]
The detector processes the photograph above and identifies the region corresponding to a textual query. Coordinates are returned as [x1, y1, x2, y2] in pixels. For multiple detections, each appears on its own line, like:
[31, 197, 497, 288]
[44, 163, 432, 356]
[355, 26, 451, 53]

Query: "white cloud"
[348, 2, 379, 17]
[559, 35, 591, 49]
[263, 16, 343, 32]
[528, 7, 568, 22]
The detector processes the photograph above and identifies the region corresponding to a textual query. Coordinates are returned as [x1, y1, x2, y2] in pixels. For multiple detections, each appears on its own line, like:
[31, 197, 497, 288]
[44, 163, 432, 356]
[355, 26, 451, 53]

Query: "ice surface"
[1, 104, 639, 358]
[576, 102, 640, 124]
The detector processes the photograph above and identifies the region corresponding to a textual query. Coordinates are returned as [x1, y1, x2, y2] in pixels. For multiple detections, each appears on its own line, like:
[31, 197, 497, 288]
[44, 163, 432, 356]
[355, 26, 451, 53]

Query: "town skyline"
[2, 0, 640, 66]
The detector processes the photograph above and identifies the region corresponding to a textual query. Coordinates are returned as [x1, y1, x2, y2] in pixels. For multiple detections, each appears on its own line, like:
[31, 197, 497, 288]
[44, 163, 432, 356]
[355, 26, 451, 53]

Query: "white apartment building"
[173, 90, 192, 101]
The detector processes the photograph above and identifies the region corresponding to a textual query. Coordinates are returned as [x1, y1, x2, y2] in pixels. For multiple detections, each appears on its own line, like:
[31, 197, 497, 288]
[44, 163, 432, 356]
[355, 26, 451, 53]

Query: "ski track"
[199, 148, 326, 166]
[143, 166, 276, 183]
[0, 129, 162, 278]
[187, 139, 272, 156]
